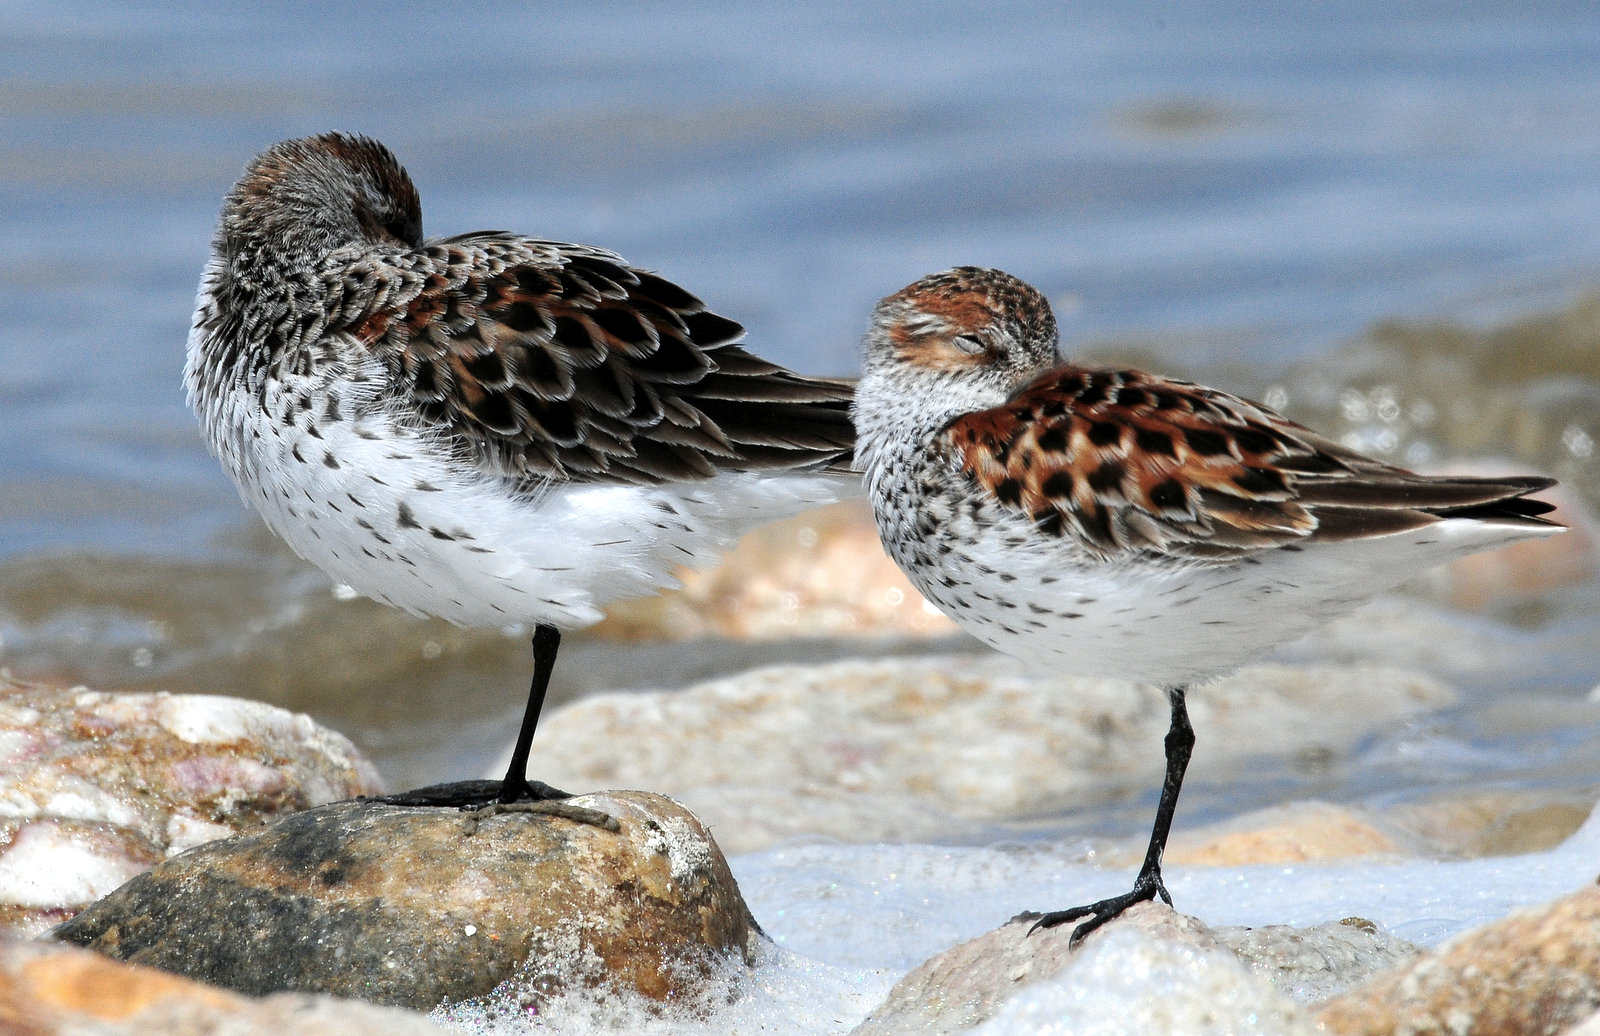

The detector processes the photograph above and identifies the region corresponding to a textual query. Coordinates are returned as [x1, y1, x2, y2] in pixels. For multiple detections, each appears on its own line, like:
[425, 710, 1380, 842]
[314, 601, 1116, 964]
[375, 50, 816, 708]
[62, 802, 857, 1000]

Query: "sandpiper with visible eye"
[185, 133, 856, 808]
[852, 266, 1562, 942]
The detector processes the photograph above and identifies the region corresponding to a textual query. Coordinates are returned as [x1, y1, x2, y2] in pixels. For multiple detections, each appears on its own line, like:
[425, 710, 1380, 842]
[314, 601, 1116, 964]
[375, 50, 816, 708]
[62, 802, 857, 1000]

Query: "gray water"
[2, 2, 1599, 828]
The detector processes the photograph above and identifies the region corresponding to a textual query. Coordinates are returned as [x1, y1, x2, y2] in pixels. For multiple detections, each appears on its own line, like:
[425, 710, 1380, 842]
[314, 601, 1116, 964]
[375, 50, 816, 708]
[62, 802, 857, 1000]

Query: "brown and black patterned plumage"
[944, 365, 1554, 560]
[853, 265, 1561, 942]
[193, 134, 853, 494]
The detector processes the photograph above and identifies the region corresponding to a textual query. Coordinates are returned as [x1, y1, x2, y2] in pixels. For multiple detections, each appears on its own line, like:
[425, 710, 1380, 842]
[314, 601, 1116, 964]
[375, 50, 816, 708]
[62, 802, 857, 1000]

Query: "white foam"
[432, 804, 1600, 1034]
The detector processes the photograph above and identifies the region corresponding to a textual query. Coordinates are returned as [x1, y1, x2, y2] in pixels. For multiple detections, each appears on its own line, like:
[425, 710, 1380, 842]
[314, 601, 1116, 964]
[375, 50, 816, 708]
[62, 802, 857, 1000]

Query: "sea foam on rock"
[51, 791, 755, 1013]
[0, 676, 382, 935]
[849, 904, 1361, 1036]
[851, 885, 1600, 1036]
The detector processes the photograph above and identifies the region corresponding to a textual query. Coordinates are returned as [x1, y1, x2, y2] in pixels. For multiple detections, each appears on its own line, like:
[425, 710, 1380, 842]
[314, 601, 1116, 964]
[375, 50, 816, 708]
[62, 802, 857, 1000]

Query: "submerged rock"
[0, 930, 449, 1035]
[1315, 881, 1600, 1035]
[51, 791, 755, 1012]
[0, 676, 382, 935]
[517, 655, 1455, 853]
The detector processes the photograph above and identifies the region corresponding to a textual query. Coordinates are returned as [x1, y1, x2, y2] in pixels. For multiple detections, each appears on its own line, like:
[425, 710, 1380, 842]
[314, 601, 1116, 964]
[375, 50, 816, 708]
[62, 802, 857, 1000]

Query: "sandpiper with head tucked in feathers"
[852, 266, 1562, 942]
[185, 133, 855, 807]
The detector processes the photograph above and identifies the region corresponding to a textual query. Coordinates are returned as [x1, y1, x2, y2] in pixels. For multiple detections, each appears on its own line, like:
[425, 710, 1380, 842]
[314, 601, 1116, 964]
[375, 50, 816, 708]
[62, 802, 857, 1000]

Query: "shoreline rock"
[514, 655, 1457, 854]
[0, 930, 451, 1034]
[0, 677, 382, 936]
[52, 791, 755, 1012]
[1315, 881, 1600, 1035]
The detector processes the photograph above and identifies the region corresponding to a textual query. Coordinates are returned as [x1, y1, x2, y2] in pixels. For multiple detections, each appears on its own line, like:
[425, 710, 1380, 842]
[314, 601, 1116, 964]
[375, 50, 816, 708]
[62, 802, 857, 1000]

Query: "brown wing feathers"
[943, 365, 1557, 560]
[371, 242, 853, 484]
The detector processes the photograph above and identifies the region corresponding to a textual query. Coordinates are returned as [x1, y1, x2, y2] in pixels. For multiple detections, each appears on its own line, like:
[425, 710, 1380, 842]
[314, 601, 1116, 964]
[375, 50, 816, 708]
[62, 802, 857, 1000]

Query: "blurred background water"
[2, 1, 1598, 832]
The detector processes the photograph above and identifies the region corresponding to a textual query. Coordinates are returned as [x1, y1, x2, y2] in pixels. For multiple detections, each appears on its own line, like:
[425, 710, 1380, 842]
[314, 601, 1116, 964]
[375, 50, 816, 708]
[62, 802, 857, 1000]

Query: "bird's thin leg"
[496, 623, 570, 803]
[371, 623, 574, 809]
[1022, 685, 1194, 945]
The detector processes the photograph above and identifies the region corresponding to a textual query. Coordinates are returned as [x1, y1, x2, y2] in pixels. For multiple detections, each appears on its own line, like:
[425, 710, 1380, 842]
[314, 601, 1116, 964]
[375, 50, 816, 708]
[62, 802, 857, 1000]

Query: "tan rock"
[1386, 790, 1598, 859]
[1316, 882, 1600, 1035]
[53, 791, 754, 1012]
[591, 499, 958, 640]
[1095, 795, 1595, 874]
[1095, 795, 1597, 890]
[0, 931, 450, 1035]
[518, 655, 1455, 853]
[1162, 802, 1419, 867]
[0, 677, 382, 936]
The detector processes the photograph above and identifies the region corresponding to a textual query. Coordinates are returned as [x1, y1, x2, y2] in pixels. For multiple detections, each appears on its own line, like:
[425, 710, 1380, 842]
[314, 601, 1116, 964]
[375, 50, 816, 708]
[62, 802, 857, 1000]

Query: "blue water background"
[4, 1, 1600, 558]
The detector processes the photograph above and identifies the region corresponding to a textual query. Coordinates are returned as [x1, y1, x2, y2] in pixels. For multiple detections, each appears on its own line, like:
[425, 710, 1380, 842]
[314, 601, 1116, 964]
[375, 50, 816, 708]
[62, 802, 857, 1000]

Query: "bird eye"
[952, 333, 986, 355]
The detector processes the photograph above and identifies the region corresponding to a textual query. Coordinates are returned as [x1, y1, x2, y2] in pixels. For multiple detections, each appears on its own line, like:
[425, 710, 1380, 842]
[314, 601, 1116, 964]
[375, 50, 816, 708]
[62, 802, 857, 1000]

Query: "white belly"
[215, 385, 848, 629]
[901, 508, 1556, 687]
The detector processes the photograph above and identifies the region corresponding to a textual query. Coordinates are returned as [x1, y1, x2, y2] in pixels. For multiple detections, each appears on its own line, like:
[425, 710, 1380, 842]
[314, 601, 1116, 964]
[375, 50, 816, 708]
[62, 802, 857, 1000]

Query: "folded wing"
[939, 365, 1556, 561]
[355, 235, 855, 486]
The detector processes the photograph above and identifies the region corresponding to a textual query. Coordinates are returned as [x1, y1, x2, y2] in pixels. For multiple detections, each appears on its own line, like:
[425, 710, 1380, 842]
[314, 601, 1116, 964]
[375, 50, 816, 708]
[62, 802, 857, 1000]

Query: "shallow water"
[2, 0, 1599, 914]
[5, 2, 1600, 557]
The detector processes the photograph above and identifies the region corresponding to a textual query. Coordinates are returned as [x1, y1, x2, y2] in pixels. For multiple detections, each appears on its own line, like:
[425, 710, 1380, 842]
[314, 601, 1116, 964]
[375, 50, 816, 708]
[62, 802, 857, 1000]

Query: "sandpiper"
[852, 266, 1561, 941]
[185, 133, 855, 806]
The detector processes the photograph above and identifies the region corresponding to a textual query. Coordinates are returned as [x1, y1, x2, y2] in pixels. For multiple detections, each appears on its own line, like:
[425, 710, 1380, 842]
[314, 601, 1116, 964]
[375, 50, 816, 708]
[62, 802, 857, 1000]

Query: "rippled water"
[2, 3, 1599, 830]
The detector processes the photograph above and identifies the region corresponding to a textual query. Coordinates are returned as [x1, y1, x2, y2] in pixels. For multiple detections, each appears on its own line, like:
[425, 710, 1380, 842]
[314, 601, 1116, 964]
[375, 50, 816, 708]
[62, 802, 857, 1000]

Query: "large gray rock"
[52, 791, 754, 1012]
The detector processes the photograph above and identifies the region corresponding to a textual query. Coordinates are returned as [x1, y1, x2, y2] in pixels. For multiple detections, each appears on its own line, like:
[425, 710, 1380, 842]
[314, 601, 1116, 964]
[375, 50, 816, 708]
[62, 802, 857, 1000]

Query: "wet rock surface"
[51, 790, 755, 1012]
[0, 930, 449, 1035]
[1315, 882, 1600, 1035]
[0, 677, 382, 935]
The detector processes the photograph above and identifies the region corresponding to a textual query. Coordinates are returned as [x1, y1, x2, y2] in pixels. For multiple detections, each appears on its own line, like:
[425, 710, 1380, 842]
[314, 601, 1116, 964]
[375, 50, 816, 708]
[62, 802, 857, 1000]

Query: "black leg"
[371, 623, 572, 808]
[495, 623, 570, 803]
[1024, 685, 1194, 945]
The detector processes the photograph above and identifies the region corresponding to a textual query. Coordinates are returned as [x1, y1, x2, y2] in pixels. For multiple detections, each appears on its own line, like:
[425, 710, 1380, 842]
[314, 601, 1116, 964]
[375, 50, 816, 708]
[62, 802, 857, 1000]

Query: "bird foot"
[367, 779, 619, 833]
[366, 777, 573, 809]
[1017, 869, 1172, 946]
[462, 799, 620, 835]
